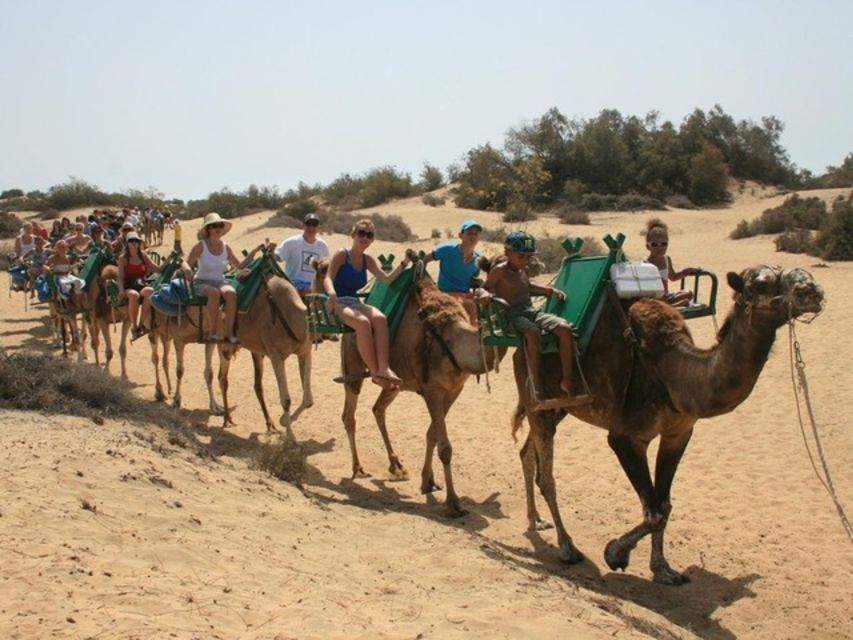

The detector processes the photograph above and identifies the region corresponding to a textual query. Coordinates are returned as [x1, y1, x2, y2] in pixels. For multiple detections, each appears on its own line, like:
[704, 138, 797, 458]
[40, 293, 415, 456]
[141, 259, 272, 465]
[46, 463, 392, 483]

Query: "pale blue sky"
[2, 0, 851, 199]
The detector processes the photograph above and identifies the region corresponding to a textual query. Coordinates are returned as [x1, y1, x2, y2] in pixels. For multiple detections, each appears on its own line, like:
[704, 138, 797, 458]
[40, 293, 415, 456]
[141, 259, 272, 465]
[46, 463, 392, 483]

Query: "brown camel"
[312, 258, 505, 517]
[216, 267, 313, 440]
[507, 264, 824, 584]
[147, 307, 225, 415]
[86, 264, 132, 378]
[143, 215, 164, 247]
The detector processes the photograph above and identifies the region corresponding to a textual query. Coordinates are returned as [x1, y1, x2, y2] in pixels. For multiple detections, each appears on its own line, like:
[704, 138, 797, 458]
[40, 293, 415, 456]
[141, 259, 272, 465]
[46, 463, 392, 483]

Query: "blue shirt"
[333, 249, 367, 298]
[432, 242, 480, 293]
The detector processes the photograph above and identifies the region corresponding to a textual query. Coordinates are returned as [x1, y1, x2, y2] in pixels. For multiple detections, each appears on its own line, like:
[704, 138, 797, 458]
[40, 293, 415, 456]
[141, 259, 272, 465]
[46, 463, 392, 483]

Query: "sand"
[1, 186, 851, 639]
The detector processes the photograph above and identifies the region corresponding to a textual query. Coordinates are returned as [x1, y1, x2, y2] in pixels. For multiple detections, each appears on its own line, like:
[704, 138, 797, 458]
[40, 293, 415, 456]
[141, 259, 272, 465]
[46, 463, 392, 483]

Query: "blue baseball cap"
[505, 230, 537, 253]
[460, 219, 482, 233]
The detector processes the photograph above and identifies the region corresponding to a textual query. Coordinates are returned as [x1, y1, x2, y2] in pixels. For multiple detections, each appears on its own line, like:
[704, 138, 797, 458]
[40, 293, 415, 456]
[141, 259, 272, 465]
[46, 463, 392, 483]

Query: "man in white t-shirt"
[274, 213, 330, 297]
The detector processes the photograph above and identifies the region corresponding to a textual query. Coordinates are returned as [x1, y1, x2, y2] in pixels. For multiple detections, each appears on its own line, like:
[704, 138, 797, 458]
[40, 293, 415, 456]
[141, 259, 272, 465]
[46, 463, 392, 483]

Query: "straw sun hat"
[202, 212, 232, 235]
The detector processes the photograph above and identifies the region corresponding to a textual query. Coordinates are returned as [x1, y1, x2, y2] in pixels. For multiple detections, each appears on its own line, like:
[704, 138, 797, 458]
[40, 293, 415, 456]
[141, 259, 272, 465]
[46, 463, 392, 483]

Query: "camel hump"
[628, 298, 691, 355]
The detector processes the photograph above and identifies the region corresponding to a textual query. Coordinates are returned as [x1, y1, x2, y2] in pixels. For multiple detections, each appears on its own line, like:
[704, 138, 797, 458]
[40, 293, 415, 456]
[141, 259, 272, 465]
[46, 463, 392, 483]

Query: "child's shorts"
[507, 304, 571, 335]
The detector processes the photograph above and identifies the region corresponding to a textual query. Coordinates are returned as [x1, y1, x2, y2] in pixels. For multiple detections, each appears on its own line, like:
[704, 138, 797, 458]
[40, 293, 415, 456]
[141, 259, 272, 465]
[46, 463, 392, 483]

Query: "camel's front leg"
[218, 345, 237, 428]
[251, 353, 276, 433]
[528, 411, 583, 563]
[419, 386, 463, 495]
[605, 431, 692, 584]
[117, 320, 130, 381]
[204, 343, 224, 415]
[150, 333, 166, 401]
[90, 316, 103, 367]
[296, 344, 313, 409]
[371, 387, 405, 480]
[423, 389, 466, 518]
[172, 341, 186, 409]
[647, 428, 693, 585]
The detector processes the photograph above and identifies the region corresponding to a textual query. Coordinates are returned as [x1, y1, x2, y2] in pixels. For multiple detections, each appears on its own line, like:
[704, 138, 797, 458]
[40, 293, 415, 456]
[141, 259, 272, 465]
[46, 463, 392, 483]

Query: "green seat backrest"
[78, 249, 105, 290]
[364, 257, 416, 341]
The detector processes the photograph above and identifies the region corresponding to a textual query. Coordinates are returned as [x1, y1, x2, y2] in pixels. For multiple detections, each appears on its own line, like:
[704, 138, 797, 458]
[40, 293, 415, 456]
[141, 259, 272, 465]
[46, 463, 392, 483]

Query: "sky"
[1, 0, 851, 200]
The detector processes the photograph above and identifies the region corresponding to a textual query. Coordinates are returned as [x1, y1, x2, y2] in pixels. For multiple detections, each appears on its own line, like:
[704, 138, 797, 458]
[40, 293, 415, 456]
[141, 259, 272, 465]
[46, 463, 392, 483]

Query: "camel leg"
[605, 432, 679, 578]
[173, 341, 186, 409]
[150, 333, 166, 401]
[527, 411, 583, 563]
[269, 355, 294, 440]
[218, 345, 237, 428]
[69, 317, 85, 363]
[89, 316, 102, 367]
[371, 387, 406, 480]
[117, 320, 130, 381]
[424, 388, 467, 518]
[342, 381, 367, 477]
[251, 353, 276, 433]
[647, 429, 693, 585]
[296, 344, 313, 409]
[420, 386, 463, 496]
[520, 433, 552, 531]
[205, 343, 224, 415]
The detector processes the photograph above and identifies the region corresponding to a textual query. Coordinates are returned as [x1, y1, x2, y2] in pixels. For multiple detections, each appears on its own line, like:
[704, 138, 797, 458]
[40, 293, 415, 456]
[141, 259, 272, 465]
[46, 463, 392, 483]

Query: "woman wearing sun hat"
[118, 231, 163, 339]
[183, 212, 261, 344]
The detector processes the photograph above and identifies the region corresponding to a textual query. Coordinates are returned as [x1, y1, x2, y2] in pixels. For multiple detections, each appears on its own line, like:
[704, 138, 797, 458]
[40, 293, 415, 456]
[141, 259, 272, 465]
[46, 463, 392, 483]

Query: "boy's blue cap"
[505, 230, 537, 253]
[460, 219, 482, 233]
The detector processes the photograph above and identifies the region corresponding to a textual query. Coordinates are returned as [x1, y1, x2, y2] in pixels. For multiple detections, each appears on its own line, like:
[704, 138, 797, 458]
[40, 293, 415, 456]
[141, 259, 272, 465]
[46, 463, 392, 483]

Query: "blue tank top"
[333, 250, 367, 298]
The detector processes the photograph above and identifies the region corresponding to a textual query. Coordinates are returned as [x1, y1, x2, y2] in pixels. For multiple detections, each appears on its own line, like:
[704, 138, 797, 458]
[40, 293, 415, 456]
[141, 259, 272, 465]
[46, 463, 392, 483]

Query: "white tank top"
[18, 235, 35, 257]
[196, 240, 229, 282]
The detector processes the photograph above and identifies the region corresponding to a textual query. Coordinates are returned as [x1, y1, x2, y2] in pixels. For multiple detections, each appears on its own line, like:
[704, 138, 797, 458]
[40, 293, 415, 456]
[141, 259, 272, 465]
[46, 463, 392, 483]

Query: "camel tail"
[511, 401, 526, 442]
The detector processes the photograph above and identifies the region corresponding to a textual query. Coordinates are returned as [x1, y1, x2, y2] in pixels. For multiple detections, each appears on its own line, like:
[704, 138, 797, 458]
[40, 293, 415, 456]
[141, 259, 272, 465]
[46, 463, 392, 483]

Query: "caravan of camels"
[5, 198, 833, 596]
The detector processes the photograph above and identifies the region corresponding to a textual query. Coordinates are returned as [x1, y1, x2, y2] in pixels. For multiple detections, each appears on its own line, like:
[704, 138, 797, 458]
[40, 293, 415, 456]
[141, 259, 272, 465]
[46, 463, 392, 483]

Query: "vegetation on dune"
[0, 352, 190, 430]
[731, 192, 853, 260]
[450, 105, 850, 214]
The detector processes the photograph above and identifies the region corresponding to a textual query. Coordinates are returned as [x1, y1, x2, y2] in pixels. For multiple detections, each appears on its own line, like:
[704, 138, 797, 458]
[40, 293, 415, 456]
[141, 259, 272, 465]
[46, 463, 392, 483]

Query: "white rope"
[788, 318, 853, 542]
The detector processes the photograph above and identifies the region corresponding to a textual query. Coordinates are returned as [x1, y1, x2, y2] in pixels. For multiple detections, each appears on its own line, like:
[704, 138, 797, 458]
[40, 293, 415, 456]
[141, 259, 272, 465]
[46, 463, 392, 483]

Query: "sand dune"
[1, 188, 851, 639]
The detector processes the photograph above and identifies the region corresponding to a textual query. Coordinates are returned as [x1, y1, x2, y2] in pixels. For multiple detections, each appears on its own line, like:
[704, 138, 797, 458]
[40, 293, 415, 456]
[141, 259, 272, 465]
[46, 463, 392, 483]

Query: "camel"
[312, 257, 505, 517]
[506, 264, 824, 584]
[85, 264, 129, 376]
[216, 261, 313, 441]
[147, 307, 225, 415]
[143, 215, 164, 247]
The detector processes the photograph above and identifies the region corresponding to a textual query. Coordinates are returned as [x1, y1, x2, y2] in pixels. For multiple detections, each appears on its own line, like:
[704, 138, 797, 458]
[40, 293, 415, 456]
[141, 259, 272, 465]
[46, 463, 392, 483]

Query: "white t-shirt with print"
[275, 234, 330, 286]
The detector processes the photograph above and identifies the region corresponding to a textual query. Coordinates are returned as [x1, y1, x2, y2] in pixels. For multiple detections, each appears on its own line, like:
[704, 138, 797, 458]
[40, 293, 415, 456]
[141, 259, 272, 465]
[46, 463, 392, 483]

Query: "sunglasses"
[649, 241, 668, 247]
[356, 229, 375, 239]
[127, 239, 141, 244]
[209, 223, 226, 230]
[304, 220, 319, 227]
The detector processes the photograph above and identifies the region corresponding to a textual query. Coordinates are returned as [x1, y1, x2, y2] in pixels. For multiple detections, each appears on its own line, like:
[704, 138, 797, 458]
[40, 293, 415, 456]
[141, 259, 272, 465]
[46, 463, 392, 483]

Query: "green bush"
[313, 210, 414, 242]
[731, 194, 826, 238]
[814, 196, 853, 260]
[688, 144, 730, 205]
[1, 189, 24, 199]
[420, 163, 445, 191]
[360, 167, 415, 207]
[47, 178, 114, 210]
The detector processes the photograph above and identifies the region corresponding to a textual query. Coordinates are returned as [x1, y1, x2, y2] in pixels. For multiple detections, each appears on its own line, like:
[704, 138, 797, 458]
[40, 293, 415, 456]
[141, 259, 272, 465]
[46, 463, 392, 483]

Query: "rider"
[274, 212, 330, 299]
[422, 219, 482, 325]
[118, 231, 162, 339]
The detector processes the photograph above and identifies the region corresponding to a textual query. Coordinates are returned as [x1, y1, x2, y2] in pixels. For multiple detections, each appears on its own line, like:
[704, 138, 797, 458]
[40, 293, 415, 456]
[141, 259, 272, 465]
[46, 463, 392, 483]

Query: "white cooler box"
[610, 262, 665, 299]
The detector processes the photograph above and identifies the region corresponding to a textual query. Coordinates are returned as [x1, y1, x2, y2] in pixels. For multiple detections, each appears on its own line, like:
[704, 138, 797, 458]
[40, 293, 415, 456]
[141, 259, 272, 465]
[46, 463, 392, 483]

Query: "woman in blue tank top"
[323, 219, 410, 390]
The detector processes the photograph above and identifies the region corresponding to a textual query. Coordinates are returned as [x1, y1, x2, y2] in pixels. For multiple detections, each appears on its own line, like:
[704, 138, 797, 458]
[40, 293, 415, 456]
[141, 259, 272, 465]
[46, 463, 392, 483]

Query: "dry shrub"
[0, 352, 188, 430]
[254, 439, 306, 486]
[556, 205, 590, 225]
[775, 229, 815, 254]
[422, 194, 446, 207]
[665, 194, 697, 210]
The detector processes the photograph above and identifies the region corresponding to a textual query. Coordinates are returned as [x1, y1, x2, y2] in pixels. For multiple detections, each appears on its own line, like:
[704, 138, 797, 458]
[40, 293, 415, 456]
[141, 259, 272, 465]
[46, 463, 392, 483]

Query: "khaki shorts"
[194, 279, 229, 297]
[508, 305, 571, 335]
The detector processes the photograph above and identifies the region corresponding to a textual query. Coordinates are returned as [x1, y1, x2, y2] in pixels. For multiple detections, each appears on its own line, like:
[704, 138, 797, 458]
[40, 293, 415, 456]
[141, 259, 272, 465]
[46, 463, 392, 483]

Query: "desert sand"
[1, 187, 851, 639]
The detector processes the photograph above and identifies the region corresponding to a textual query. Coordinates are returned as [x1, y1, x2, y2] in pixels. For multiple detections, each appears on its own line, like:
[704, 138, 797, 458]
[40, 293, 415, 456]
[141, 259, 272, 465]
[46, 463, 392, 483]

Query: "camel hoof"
[222, 419, 236, 429]
[265, 422, 279, 434]
[604, 539, 631, 572]
[353, 468, 371, 479]
[421, 480, 442, 494]
[446, 503, 468, 519]
[652, 565, 691, 586]
[210, 404, 224, 417]
[558, 542, 585, 565]
[155, 388, 166, 402]
[172, 398, 182, 409]
[388, 466, 409, 482]
[528, 517, 553, 532]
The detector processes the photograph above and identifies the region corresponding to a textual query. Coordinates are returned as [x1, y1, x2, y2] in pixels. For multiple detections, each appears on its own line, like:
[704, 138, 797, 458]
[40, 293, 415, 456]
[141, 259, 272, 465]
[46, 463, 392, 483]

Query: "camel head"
[727, 265, 824, 325]
[310, 257, 329, 294]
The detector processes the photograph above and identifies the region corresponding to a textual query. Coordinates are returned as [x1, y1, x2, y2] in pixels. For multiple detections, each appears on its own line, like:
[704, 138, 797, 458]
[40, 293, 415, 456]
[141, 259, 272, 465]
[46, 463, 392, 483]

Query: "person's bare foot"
[377, 368, 403, 386]
[371, 375, 395, 391]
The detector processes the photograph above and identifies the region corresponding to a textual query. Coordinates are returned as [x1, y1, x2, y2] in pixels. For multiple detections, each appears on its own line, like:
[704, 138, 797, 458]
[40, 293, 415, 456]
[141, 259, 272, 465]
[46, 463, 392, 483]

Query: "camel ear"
[727, 271, 744, 293]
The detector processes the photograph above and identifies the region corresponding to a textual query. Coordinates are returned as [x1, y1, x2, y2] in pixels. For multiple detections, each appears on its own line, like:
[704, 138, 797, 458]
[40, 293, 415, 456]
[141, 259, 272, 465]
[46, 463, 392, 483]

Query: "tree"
[419, 163, 444, 192]
[688, 143, 729, 204]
